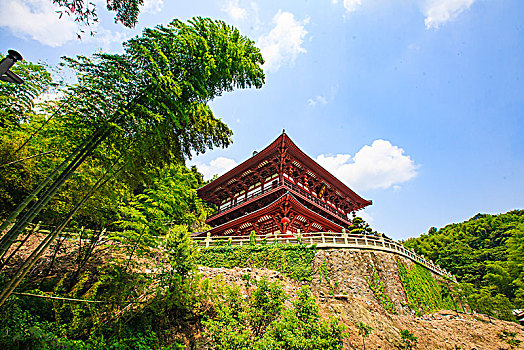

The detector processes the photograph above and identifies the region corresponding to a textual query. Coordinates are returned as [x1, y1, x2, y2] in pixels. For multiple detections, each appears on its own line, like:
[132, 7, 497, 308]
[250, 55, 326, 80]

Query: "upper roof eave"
[282, 134, 372, 206]
[197, 132, 372, 207]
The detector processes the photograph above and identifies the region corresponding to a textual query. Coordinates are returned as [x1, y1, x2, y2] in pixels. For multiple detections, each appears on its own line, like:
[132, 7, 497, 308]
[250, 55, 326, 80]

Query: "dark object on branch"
[0, 50, 24, 84]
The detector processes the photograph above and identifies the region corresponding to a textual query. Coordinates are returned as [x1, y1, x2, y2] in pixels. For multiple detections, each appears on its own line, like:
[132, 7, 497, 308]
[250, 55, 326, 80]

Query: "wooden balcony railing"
[281, 178, 348, 221]
[207, 178, 350, 223]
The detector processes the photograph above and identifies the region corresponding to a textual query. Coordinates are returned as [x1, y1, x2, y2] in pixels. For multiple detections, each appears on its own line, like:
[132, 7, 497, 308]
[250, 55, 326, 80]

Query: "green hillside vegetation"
[197, 240, 317, 282]
[397, 262, 455, 314]
[404, 210, 524, 319]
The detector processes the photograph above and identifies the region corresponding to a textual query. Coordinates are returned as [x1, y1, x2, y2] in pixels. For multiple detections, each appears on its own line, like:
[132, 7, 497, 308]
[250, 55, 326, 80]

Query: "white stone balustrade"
[193, 232, 454, 279]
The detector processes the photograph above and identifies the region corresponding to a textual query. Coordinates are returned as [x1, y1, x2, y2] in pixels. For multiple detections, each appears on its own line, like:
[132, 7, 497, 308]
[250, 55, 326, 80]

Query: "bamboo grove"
[0, 17, 265, 306]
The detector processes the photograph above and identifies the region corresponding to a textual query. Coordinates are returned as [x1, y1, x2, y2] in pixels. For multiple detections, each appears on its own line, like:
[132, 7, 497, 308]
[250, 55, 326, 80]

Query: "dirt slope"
[200, 265, 524, 350]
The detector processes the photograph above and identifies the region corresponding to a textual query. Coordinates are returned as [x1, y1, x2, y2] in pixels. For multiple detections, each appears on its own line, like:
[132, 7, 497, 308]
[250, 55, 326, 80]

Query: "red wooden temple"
[197, 132, 372, 236]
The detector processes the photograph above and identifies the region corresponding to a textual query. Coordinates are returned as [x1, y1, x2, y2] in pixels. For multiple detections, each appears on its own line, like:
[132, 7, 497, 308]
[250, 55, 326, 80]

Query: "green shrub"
[356, 321, 373, 350]
[400, 329, 418, 349]
[204, 277, 346, 350]
[197, 243, 317, 281]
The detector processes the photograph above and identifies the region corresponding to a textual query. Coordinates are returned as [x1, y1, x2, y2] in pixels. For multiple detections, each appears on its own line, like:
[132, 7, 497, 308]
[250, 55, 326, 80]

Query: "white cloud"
[423, 0, 475, 29]
[142, 0, 164, 13]
[330, 0, 476, 29]
[307, 95, 328, 106]
[307, 85, 338, 107]
[342, 0, 363, 12]
[330, 0, 362, 12]
[0, 0, 128, 48]
[222, 0, 247, 21]
[0, 0, 79, 47]
[258, 10, 309, 72]
[316, 139, 419, 191]
[195, 157, 238, 180]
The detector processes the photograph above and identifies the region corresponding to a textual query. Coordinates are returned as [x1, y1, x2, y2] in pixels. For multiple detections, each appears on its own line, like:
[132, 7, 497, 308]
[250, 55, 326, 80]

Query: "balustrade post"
[321, 232, 325, 244]
[342, 229, 348, 245]
[205, 232, 212, 248]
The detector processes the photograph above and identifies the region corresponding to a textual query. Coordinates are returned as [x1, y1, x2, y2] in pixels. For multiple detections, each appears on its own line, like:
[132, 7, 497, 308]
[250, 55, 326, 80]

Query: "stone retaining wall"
[310, 249, 442, 315]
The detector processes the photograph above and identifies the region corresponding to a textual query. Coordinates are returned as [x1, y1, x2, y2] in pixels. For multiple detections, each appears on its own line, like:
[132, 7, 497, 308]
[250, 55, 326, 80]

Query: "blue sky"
[1, 0, 522, 239]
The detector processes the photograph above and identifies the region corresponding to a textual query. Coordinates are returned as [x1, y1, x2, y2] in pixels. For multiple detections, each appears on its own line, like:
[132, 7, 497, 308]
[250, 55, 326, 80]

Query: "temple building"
[197, 132, 372, 236]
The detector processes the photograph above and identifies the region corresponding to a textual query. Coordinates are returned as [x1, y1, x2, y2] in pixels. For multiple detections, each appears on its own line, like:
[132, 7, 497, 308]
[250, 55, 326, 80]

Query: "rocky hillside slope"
[200, 249, 523, 350]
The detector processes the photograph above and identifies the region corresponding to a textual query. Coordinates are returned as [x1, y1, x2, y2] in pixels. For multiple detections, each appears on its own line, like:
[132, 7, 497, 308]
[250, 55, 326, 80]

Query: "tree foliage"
[0, 16, 265, 307]
[60, 16, 264, 168]
[0, 16, 264, 239]
[404, 210, 524, 318]
[115, 163, 208, 263]
[349, 216, 375, 235]
[0, 56, 53, 130]
[0, 177, 204, 348]
[204, 278, 345, 350]
[53, 0, 143, 28]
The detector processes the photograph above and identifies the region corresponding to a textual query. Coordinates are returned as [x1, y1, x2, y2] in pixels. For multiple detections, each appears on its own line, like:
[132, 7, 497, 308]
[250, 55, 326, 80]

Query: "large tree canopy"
[1, 17, 265, 225]
[0, 17, 265, 290]
[60, 17, 265, 168]
[404, 210, 524, 310]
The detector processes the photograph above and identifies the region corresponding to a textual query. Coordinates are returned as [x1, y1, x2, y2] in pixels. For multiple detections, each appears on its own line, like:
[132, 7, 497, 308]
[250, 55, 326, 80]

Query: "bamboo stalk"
[0, 126, 106, 249]
[0, 155, 125, 307]
[13, 292, 105, 303]
[0, 223, 40, 269]
[0, 91, 140, 253]
[0, 127, 111, 261]
[12, 292, 149, 304]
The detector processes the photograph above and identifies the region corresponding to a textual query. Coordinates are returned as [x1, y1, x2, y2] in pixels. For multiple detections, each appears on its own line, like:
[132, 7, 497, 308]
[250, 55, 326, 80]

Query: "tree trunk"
[0, 126, 112, 262]
[0, 154, 123, 307]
